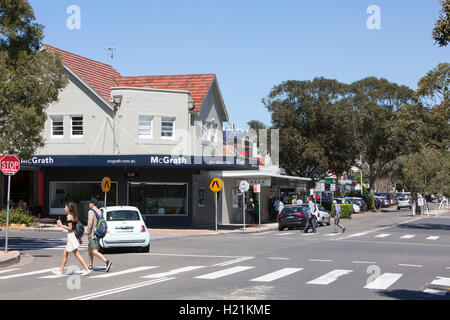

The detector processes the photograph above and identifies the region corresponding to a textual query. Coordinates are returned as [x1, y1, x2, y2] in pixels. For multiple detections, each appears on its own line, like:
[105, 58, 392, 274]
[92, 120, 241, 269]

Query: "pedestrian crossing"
[0, 264, 448, 297]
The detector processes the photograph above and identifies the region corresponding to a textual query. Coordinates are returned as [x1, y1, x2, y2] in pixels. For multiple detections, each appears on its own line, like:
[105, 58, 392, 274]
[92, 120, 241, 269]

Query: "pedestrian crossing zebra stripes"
[0, 264, 448, 297]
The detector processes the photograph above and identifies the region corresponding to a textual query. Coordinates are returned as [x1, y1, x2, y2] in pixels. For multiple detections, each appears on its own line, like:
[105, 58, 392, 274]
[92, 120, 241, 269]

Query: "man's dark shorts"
[88, 237, 99, 250]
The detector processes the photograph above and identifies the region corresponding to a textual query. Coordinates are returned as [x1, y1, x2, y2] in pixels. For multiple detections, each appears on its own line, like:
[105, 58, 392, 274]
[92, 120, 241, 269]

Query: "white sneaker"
[52, 269, 63, 275]
[81, 269, 91, 276]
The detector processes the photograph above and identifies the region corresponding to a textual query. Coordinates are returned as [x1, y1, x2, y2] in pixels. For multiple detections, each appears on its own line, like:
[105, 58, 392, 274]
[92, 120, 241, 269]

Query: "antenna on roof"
[104, 44, 116, 64]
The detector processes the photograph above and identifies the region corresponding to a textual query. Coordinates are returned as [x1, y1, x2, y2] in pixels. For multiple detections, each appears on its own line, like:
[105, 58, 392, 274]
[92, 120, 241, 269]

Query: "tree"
[433, 0, 450, 47]
[262, 78, 360, 182]
[0, 0, 68, 159]
[351, 77, 422, 194]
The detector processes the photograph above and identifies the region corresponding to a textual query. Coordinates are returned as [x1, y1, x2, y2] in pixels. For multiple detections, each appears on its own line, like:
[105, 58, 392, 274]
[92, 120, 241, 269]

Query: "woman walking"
[54, 202, 91, 276]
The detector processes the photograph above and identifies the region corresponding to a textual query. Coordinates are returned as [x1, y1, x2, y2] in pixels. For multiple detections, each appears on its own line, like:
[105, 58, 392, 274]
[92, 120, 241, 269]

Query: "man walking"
[333, 200, 346, 233]
[86, 197, 112, 272]
[303, 197, 317, 234]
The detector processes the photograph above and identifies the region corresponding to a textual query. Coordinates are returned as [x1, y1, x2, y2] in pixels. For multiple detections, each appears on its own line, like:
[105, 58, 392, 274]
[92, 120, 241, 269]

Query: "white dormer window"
[71, 115, 83, 138]
[161, 117, 175, 138]
[139, 116, 153, 139]
[51, 116, 64, 138]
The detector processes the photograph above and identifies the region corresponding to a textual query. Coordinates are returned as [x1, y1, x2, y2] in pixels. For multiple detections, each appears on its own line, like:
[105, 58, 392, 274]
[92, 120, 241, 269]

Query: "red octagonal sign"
[0, 155, 20, 176]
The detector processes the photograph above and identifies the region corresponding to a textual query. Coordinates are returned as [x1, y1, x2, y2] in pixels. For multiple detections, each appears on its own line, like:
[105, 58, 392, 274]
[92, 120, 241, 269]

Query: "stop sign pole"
[1, 155, 21, 253]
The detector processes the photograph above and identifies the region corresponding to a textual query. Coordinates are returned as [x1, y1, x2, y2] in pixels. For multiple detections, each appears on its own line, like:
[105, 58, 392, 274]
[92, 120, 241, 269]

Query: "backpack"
[92, 209, 107, 239]
[74, 221, 85, 239]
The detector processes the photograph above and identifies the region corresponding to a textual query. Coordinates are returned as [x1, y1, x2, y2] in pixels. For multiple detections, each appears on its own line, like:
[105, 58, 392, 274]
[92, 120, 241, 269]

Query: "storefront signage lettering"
[150, 156, 187, 165]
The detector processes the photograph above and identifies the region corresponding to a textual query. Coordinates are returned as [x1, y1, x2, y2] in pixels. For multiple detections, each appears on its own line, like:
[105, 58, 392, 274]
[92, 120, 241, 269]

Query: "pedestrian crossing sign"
[210, 178, 223, 193]
[102, 177, 111, 193]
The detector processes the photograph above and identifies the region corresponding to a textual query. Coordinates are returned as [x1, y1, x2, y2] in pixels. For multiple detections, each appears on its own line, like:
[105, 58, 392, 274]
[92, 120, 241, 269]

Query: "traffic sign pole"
[5, 175, 11, 253]
[215, 192, 218, 233]
[242, 191, 246, 231]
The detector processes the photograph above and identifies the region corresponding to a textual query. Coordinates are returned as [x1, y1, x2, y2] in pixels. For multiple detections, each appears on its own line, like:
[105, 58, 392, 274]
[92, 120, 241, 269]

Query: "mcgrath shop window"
[50, 182, 117, 220]
[128, 183, 187, 216]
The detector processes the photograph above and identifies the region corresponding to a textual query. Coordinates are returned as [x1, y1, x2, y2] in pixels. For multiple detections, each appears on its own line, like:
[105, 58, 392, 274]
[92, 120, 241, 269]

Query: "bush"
[0, 208, 36, 227]
[331, 204, 353, 219]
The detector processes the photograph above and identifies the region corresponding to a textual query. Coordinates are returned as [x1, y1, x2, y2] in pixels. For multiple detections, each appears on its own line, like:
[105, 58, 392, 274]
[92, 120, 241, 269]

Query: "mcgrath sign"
[1, 155, 20, 176]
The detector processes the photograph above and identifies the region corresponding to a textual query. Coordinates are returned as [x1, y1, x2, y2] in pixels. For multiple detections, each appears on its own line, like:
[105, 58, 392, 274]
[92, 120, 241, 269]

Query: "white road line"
[267, 257, 291, 261]
[250, 268, 303, 282]
[375, 234, 391, 238]
[195, 266, 254, 280]
[0, 268, 56, 280]
[352, 261, 377, 264]
[68, 277, 175, 300]
[308, 259, 333, 262]
[426, 236, 440, 240]
[90, 266, 159, 279]
[276, 233, 295, 236]
[364, 273, 403, 290]
[307, 270, 353, 285]
[40, 271, 84, 279]
[0, 268, 21, 274]
[400, 235, 415, 239]
[398, 264, 423, 268]
[431, 277, 450, 287]
[142, 266, 205, 279]
[213, 257, 254, 267]
[423, 289, 447, 296]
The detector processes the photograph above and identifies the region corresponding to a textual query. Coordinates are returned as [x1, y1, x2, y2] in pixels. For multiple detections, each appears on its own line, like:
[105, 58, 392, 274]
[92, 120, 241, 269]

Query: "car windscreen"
[107, 210, 141, 221]
[281, 206, 308, 214]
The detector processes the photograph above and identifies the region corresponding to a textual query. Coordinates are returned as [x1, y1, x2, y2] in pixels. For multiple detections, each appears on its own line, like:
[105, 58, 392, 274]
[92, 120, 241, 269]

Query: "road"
[0, 206, 449, 302]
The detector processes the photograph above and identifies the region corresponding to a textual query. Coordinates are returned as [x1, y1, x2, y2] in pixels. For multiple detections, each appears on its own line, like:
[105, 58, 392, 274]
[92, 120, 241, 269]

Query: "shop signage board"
[1, 155, 21, 253]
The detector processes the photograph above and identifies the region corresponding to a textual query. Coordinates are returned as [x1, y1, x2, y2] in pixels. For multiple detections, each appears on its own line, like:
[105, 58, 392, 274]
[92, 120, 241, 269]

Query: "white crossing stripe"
[426, 236, 440, 240]
[68, 277, 175, 300]
[213, 257, 254, 267]
[40, 271, 84, 279]
[0, 268, 56, 280]
[307, 270, 353, 285]
[142, 266, 205, 279]
[0, 268, 21, 275]
[400, 235, 415, 239]
[430, 277, 450, 287]
[90, 266, 159, 279]
[423, 289, 447, 296]
[250, 268, 303, 282]
[375, 234, 391, 238]
[364, 273, 403, 290]
[276, 233, 295, 236]
[195, 266, 254, 280]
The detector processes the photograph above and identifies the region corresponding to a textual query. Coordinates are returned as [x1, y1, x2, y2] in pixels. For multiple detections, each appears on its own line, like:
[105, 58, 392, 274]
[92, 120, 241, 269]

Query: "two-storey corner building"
[0, 45, 256, 227]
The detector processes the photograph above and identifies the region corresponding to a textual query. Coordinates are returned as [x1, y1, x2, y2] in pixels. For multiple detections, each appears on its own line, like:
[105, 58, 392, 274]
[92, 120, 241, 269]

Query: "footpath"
[1, 205, 448, 268]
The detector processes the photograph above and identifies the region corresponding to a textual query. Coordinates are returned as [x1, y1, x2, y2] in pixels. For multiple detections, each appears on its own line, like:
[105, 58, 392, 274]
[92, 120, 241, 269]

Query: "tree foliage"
[262, 78, 360, 182]
[0, 0, 68, 159]
[350, 77, 422, 194]
[433, 0, 450, 47]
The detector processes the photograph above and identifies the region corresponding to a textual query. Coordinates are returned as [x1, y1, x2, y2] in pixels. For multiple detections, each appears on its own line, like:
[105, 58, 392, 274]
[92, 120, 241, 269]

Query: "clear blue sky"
[29, 0, 449, 130]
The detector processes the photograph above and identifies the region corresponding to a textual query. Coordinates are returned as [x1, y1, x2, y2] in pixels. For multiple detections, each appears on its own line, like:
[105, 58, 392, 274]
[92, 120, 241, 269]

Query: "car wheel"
[142, 244, 150, 253]
[397, 207, 400, 210]
[278, 226, 284, 231]
[326, 217, 331, 226]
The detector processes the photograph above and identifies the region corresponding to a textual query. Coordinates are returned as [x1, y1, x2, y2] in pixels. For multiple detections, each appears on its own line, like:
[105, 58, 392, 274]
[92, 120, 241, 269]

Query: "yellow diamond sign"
[209, 177, 223, 193]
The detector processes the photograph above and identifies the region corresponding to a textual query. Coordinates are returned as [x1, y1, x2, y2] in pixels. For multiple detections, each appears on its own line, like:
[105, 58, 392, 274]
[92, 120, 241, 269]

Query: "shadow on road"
[378, 289, 450, 300]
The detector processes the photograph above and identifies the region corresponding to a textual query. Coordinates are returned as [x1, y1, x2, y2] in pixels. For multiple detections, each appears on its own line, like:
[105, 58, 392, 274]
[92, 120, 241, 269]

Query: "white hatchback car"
[98, 206, 150, 252]
[314, 204, 331, 226]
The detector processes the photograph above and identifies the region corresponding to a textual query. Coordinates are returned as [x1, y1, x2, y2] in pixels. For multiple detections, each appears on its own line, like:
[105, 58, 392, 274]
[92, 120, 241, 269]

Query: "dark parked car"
[277, 205, 317, 231]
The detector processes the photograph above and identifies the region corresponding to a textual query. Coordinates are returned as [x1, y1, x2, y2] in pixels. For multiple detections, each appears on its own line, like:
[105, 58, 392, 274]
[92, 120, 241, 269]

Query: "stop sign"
[0, 155, 20, 176]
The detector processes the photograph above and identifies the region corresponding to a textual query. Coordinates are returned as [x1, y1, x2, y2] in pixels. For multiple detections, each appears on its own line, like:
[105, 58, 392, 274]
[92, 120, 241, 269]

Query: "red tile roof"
[44, 44, 121, 105]
[44, 45, 216, 111]
[115, 74, 216, 112]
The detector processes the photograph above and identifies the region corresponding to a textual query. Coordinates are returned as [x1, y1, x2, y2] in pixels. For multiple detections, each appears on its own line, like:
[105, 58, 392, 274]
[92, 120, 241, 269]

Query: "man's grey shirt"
[335, 203, 342, 216]
[308, 201, 315, 215]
